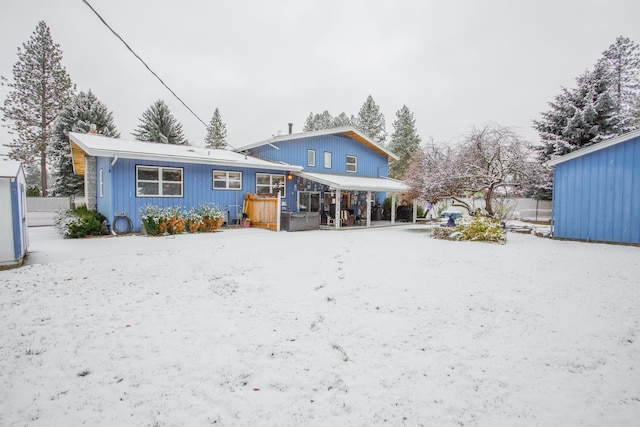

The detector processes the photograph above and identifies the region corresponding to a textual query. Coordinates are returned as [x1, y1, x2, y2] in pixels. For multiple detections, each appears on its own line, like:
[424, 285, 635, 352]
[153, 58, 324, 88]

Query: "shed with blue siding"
[0, 160, 28, 268]
[69, 132, 302, 232]
[547, 129, 640, 245]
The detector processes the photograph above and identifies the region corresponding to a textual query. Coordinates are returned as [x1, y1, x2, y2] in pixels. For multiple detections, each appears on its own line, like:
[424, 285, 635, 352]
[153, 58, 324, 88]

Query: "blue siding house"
[0, 160, 28, 268]
[547, 129, 640, 245]
[69, 132, 302, 232]
[236, 127, 408, 228]
[69, 126, 407, 232]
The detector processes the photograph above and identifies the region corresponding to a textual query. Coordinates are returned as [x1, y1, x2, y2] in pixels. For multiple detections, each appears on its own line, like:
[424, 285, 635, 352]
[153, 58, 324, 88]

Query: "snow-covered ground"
[1, 225, 639, 426]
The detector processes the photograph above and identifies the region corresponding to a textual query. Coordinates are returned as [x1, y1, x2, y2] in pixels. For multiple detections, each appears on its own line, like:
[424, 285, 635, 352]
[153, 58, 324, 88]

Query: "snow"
[0, 159, 22, 178]
[1, 225, 639, 426]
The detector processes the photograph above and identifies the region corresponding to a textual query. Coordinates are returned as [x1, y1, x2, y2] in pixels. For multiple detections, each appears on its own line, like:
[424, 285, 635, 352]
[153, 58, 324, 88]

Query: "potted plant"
[241, 213, 251, 227]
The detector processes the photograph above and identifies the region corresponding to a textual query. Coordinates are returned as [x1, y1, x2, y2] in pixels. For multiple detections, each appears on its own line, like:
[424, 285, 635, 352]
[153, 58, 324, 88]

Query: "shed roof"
[235, 126, 399, 161]
[0, 160, 24, 179]
[295, 171, 409, 193]
[69, 132, 302, 175]
[547, 128, 640, 166]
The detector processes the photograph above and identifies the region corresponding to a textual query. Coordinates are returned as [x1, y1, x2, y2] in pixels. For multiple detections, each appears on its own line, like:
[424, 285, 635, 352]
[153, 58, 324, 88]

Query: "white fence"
[26, 196, 84, 226]
[434, 197, 552, 222]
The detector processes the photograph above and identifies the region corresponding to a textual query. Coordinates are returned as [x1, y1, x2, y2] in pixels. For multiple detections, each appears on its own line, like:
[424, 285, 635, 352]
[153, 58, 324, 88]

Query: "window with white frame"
[346, 155, 357, 173]
[99, 168, 104, 198]
[136, 165, 183, 197]
[256, 173, 285, 197]
[324, 151, 332, 169]
[307, 149, 316, 167]
[213, 170, 242, 190]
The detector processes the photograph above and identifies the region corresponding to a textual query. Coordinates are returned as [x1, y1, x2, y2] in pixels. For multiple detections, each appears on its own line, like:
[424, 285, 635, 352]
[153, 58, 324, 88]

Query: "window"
[298, 191, 320, 212]
[307, 149, 316, 167]
[213, 170, 242, 190]
[324, 151, 332, 169]
[346, 155, 357, 173]
[256, 173, 285, 197]
[99, 168, 104, 198]
[136, 165, 183, 197]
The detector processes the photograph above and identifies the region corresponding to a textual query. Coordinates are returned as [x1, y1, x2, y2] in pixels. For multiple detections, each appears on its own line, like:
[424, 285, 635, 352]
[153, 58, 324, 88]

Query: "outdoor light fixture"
[287, 172, 293, 180]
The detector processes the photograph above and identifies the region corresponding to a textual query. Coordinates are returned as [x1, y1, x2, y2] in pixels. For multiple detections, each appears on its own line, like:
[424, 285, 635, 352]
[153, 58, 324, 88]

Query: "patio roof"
[295, 171, 408, 193]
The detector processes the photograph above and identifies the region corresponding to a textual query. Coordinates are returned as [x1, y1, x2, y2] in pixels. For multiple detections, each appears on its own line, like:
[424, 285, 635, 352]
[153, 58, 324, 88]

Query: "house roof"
[235, 126, 399, 161]
[295, 171, 409, 193]
[69, 132, 302, 175]
[0, 160, 23, 179]
[546, 128, 640, 166]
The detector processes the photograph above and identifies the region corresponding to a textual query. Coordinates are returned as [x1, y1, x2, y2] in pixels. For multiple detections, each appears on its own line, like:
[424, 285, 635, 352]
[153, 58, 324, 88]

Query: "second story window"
[307, 149, 316, 167]
[324, 151, 332, 169]
[346, 155, 357, 173]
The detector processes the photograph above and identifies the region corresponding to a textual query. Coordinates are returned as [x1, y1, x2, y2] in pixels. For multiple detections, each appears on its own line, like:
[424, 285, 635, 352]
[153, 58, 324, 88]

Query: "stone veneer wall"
[84, 155, 97, 210]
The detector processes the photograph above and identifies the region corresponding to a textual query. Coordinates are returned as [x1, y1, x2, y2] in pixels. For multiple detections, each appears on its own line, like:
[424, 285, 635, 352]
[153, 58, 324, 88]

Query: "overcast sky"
[2, 0, 640, 153]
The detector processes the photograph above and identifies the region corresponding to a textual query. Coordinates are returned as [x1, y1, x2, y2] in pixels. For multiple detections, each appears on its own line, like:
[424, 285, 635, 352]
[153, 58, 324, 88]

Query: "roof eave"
[546, 129, 640, 166]
[69, 133, 301, 172]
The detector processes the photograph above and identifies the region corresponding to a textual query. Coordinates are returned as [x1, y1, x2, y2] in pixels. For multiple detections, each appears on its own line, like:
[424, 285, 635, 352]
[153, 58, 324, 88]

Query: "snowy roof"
[296, 171, 409, 193]
[69, 132, 302, 175]
[547, 128, 640, 166]
[0, 160, 24, 179]
[235, 126, 399, 161]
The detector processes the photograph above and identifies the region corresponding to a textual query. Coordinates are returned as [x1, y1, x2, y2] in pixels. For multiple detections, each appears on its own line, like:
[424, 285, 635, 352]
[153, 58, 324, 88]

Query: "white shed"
[0, 160, 28, 269]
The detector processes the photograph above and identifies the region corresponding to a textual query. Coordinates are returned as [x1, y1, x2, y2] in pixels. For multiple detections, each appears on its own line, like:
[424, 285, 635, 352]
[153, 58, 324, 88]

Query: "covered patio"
[293, 171, 409, 230]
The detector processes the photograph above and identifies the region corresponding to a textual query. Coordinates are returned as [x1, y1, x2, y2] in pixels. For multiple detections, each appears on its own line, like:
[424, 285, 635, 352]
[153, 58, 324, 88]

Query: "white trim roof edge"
[546, 128, 640, 166]
[235, 126, 400, 161]
[295, 171, 409, 192]
[69, 132, 302, 172]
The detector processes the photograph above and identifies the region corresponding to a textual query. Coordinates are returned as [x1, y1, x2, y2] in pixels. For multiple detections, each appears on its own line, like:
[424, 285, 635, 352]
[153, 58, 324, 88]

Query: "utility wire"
[81, 0, 235, 149]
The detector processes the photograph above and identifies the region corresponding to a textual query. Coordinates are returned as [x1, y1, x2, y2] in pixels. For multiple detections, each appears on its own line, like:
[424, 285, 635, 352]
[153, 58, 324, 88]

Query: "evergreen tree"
[303, 111, 335, 131]
[204, 107, 227, 149]
[355, 95, 387, 145]
[534, 61, 618, 161]
[333, 112, 355, 128]
[50, 90, 120, 195]
[132, 99, 188, 145]
[598, 36, 640, 132]
[1, 21, 74, 196]
[388, 105, 421, 178]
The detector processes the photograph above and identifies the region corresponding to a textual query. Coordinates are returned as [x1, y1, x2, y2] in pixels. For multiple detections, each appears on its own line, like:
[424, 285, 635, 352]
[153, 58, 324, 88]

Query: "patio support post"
[391, 193, 396, 225]
[277, 191, 282, 231]
[366, 191, 372, 227]
[335, 189, 341, 229]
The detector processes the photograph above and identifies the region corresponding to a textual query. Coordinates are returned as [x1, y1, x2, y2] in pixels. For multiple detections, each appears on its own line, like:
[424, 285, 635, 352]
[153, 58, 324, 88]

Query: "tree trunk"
[484, 189, 494, 217]
[40, 149, 48, 196]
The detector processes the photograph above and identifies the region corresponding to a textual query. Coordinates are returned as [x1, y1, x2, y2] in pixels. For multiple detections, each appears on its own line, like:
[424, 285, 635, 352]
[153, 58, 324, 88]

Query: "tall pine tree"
[598, 36, 640, 132]
[355, 95, 387, 146]
[50, 90, 120, 196]
[204, 108, 227, 149]
[388, 105, 421, 178]
[1, 21, 74, 196]
[132, 100, 188, 145]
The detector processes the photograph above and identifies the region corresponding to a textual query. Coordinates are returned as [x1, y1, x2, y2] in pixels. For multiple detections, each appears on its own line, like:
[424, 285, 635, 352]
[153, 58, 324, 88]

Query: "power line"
[81, 0, 234, 149]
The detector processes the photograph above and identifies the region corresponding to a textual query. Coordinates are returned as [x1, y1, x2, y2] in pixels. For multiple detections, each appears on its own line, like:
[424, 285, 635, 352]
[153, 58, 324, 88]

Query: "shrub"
[183, 208, 203, 233]
[159, 206, 185, 235]
[431, 215, 506, 244]
[140, 204, 223, 236]
[140, 205, 164, 236]
[55, 206, 108, 238]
